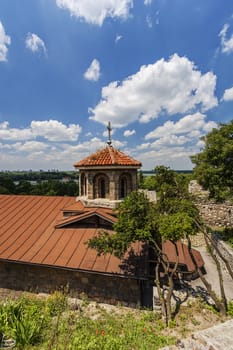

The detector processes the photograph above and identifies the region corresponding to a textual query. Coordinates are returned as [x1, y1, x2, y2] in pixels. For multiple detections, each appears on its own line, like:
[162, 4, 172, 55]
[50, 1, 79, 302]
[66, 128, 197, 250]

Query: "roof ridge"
[108, 145, 116, 164]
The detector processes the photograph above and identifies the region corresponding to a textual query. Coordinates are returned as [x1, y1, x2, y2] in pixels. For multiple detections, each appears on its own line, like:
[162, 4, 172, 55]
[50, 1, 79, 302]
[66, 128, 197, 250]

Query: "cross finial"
[107, 121, 112, 146]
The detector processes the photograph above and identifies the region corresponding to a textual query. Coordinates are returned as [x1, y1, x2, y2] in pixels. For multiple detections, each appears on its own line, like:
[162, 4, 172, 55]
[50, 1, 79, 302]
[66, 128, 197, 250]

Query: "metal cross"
[107, 121, 112, 146]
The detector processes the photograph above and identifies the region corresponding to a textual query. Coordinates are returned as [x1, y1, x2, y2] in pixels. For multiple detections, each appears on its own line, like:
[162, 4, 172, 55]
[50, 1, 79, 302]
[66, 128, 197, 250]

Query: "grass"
[214, 227, 233, 249]
[0, 291, 229, 350]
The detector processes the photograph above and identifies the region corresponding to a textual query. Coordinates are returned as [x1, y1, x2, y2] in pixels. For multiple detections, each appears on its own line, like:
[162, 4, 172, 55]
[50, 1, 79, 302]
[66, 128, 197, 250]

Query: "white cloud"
[146, 15, 153, 28]
[202, 120, 218, 132]
[138, 147, 195, 170]
[30, 120, 82, 141]
[0, 21, 11, 62]
[15, 141, 49, 153]
[136, 143, 150, 150]
[219, 24, 233, 54]
[85, 131, 92, 137]
[0, 120, 82, 142]
[145, 113, 211, 140]
[144, 0, 152, 5]
[115, 34, 122, 43]
[222, 87, 233, 101]
[89, 54, 218, 128]
[135, 113, 217, 169]
[0, 121, 33, 140]
[124, 129, 136, 137]
[56, 0, 133, 26]
[151, 134, 189, 147]
[25, 33, 47, 54]
[155, 10, 160, 25]
[84, 59, 100, 82]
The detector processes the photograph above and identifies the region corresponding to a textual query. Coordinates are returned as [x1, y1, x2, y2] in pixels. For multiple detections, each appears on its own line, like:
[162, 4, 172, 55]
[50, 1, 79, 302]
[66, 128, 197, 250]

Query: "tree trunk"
[203, 228, 233, 281]
[155, 255, 167, 321]
[204, 234, 227, 315]
[194, 220, 233, 281]
[187, 236, 225, 314]
[153, 240, 180, 324]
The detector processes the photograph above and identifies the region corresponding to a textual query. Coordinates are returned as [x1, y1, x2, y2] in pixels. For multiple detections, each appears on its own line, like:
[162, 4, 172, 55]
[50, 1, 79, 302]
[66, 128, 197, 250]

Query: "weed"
[227, 301, 233, 317]
[46, 291, 67, 316]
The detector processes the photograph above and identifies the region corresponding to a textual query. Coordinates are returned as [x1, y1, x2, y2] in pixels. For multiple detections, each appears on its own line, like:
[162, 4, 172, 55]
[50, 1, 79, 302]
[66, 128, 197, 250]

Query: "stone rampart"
[196, 201, 233, 227]
[189, 180, 233, 228]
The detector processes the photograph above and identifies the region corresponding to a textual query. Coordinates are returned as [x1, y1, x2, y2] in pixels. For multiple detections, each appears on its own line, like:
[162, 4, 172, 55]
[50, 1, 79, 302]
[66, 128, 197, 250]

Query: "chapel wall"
[0, 262, 141, 307]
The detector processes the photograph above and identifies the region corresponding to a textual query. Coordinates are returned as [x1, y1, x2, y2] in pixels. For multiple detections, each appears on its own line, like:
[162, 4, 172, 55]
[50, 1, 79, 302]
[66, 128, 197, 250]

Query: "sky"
[0, 0, 233, 171]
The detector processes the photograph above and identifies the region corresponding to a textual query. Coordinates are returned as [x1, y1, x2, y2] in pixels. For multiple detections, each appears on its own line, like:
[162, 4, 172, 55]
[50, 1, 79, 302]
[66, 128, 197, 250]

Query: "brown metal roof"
[0, 195, 146, 278]
[55, 208, 117, 228]
[74, 145, 142, 168]
[162, 240, 204, 273]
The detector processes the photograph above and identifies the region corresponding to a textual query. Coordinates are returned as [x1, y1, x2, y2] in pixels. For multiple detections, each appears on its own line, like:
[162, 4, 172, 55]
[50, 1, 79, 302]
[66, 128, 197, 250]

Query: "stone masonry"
[0, 261, 142, 307]
[161, 319, 233, 350]
[189, 180, 233, 228]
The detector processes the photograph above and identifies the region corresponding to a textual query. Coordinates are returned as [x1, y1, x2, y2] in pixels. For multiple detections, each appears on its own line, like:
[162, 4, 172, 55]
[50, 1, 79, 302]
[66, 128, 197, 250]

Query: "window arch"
[93, 173, 109, 199]
[120, 177, 127, 198]
[100, 178, 106, 198]
[119, 173, 132, 199]
[80, 173, 87, 196]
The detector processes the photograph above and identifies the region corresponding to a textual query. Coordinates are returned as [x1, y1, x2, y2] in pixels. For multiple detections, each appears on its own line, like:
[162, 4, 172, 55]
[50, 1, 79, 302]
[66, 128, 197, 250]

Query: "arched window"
[100, 178, 106, 198]
[93, 174, 109, 199]
[80, 173, 87, 196]
[120, 178, 127, 198]
[119, 173, 132, 199]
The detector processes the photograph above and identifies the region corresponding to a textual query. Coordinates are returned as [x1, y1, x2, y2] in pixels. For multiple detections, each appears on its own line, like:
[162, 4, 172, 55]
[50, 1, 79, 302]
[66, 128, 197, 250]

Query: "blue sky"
[0, 0, 233, 170]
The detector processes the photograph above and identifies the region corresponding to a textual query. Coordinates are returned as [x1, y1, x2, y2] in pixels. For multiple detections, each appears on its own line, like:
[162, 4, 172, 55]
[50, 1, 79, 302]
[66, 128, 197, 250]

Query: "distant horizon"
[0, 168, 193, 173]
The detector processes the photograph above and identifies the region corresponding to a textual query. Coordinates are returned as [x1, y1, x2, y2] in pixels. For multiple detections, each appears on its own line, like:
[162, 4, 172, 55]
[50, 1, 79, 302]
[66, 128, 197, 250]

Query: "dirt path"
[191, 246, 233, 301]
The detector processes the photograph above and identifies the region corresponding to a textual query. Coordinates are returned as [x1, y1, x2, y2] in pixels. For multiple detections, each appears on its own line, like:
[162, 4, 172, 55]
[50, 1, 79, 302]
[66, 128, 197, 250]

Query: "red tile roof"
[0, 195, 146, 277]
[74, 145, 141, 168]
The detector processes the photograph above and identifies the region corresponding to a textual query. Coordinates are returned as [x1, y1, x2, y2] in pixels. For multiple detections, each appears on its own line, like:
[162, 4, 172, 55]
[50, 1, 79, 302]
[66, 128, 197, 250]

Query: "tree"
[88, 167, 201, 324]
[191, 120, 233, 201]
[0, 176, 16, 194]
[16, 180, 32, 194]
[88, 191, 156, 258]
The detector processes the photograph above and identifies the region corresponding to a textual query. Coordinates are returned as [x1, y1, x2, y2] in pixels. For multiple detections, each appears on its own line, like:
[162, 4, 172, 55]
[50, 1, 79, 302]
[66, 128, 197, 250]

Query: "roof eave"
[74, 165, 141, 170]
[55, 211, 116, 228]
[0, 258, 148, 280]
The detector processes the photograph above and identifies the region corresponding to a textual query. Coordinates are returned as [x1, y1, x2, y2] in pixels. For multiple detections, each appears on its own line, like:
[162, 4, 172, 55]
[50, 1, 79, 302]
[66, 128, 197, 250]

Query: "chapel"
[0, 122, 204, 308]
[74, 122, 141, 208]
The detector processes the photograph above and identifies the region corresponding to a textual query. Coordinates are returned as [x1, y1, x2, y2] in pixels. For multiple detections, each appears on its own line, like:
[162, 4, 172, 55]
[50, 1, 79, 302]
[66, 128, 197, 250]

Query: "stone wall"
[196, 201, 233, 228]
[189, 180, 233, 228]
[0, 261, 143, 307]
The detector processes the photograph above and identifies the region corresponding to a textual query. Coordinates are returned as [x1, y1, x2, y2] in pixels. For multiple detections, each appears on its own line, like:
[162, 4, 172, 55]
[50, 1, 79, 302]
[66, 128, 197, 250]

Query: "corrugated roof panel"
[56, 228, 86, 268]
[92, 252, 112, 273]
[0, 195, 147, 278]
[39, 229, 69, 266]
[67, 228, 97, 269]
[0, 196, 48, 257]
[9, 197, 70, 261]
[42, 228, 76, 266]
[0, 195, 39, 232]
